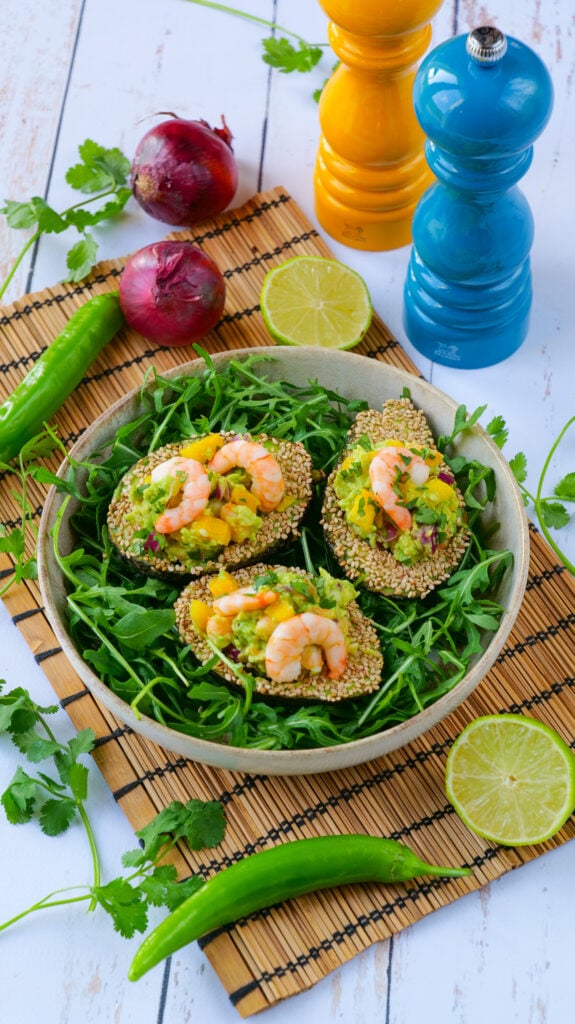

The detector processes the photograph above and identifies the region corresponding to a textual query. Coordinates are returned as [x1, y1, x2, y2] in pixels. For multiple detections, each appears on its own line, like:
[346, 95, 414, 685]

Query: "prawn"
[212, 587, 278, 616]
[265, 612, 347, 683]
[151, 457, 211, 534]
[368, 445, 429, 532]
[207, 439, 285, 512]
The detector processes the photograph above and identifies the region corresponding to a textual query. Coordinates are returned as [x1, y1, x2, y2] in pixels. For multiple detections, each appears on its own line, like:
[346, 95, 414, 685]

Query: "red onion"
[130, 115, 238, 225]
[119, 240, 226, 347]
[438, 469, 455, 485]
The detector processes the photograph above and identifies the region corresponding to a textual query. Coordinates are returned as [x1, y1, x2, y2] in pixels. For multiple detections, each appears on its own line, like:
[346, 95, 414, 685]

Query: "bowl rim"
[37, 347, 530, 775]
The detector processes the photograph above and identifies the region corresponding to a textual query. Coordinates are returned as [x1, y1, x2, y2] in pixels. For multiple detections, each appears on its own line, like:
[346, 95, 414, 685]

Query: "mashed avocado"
[333, 442, 464, 567]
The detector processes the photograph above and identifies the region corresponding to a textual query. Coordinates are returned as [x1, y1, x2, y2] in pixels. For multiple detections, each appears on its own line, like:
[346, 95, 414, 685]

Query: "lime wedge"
[260, 255, 373, 349]
[445, 714, 575, 846]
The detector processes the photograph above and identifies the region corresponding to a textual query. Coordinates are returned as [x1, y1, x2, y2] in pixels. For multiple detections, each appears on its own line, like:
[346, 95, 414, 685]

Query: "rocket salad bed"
[52, 352, 512, 751]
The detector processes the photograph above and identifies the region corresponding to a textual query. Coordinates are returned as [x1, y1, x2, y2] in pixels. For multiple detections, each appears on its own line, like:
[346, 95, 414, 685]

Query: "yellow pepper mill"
[314, 0, 444, 250]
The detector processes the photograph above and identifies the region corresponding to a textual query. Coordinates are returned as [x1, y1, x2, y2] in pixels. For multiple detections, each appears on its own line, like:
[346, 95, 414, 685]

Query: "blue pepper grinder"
[403, 26, 554, 368]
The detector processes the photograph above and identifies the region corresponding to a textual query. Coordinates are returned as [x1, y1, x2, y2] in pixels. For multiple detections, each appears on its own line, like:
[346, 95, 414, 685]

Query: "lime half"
[260, 255, 373, 349]
[445, 714, 575, 846]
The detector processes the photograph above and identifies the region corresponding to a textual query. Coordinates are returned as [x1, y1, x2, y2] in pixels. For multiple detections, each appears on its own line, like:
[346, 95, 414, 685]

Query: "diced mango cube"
[190, 514, 232, 546]
[208, 571, 238, 597]
[422, 478, 457, 504]
[230, 483, 259, 512]
[189, 599, 211, 634]
[180, 433, 225, 463]
[349, 488, 377, 532]
[264, 598, 295, 624]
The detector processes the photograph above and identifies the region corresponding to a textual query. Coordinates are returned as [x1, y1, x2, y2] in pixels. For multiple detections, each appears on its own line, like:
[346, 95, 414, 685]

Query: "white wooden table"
[1, 2, 574, 1021]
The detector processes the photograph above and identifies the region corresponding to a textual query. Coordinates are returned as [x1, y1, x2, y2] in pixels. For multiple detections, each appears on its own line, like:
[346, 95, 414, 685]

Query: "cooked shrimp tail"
[265, 612, 347, 683]
[208, 439, 285, 512]
[368, 445, 429, 532]
[151, 457, 211, 534]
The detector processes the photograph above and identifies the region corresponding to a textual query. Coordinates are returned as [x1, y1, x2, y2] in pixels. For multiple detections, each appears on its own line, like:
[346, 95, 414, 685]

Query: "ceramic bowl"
[38, 348, 529, 775]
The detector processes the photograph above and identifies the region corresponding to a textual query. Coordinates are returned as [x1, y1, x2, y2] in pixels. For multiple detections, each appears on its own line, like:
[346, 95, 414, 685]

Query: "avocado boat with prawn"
[174, 564, 384, 702]
[107, 432, 313, 580]
[321, 397, 470, 599]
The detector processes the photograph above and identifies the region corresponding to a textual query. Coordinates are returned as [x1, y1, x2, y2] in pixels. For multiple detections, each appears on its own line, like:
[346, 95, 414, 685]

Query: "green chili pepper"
[128, 834, 471, 981]
[0, 291, 124, 465]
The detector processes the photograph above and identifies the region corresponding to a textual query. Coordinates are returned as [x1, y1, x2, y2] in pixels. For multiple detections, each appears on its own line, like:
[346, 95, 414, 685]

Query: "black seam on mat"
[112, 765, 261, 803]
[212, 850, 501, 1004]
[92, 724, 134, 747]
[496, 615, 575, 661]
[1, 503, 44, 531]
[0, 195, 292, 334]
[60, 688, 91, 706]
[12, 606, 45, 623]
[525, 565, 566, 588]
[34, 647, 63, 663]
[0, 566, 15, 580]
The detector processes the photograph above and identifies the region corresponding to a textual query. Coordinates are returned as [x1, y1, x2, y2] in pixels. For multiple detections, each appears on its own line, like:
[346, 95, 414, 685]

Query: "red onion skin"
[119, 240, 226, 347]
[130, 116, 238, 225]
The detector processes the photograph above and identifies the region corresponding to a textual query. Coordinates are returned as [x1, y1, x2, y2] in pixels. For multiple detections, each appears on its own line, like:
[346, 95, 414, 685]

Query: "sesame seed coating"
[174, 564, 384, 703]
[321, 398, 470, 599]
[107, 433, 313, 581]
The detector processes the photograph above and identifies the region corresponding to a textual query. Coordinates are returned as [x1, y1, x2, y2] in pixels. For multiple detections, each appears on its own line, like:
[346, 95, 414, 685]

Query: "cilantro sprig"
[183, 0, 328, 77]
[0, 139, 131, 302]
[0, 682, 225, 938]
[486, 413, 575, 575]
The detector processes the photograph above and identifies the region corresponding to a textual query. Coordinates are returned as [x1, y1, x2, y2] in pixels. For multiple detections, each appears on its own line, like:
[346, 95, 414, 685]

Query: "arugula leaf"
[262, 37, 323, 73]
[111, 608, 176, 650]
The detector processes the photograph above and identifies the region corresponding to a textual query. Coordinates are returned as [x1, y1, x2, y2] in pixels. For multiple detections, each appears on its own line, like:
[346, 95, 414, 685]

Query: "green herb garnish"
[0, 140, 131, 301]
[183, 0, 328, 77]
[0, 682, 225, 937]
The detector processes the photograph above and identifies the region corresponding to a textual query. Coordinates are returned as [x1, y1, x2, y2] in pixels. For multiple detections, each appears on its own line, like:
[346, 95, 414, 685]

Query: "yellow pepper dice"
[230, 483, 260, 512]
[265, 598, 295, 623]
[208, 571, 238, 597]
[349, 488, 377, 531]
[190, 515, 232, 546]
[422, 478, 457, 503]
[190, 599, 211, 634]
[424, 449, 444, 468]
[180, 433, 225, 463]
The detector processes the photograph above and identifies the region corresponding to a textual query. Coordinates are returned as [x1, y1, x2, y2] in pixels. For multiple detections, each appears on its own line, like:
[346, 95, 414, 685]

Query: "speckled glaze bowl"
[38, 348, 529, 775]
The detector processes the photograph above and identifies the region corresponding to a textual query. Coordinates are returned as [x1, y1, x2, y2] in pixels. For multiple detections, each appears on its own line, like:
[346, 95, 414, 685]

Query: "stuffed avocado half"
[321, 397, 470, 599]
[175, 563, 384, 703]
[107, 432, 313, 580]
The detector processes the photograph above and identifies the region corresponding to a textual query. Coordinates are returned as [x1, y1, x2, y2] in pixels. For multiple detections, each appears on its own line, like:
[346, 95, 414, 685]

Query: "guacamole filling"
[332, 438, 465, 566]
[191, 567, 360, 679]
[122, 433, 290, 566]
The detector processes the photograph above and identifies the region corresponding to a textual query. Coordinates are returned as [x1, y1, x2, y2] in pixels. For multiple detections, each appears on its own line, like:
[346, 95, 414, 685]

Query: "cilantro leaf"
[93, 878, 148, 938]
[65, 189, 131, 230]
[1, 766, 38, 823]
[65, 234, 99, 282]
[262, 37, 323, 73]
[39, 797, 78, 836]
[136, 799, 226, 862]
[164, 874, 205, 911]
[66, 140, 131, 193]
[486, 415, 509, 449]
[554, 472, 575, 502]
[509, 451, 528, 484]
[541, 500, 571, 530]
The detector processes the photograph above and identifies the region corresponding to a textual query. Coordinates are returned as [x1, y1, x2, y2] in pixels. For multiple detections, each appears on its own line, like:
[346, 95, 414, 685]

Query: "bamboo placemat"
[1, 186, 575, 1017]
